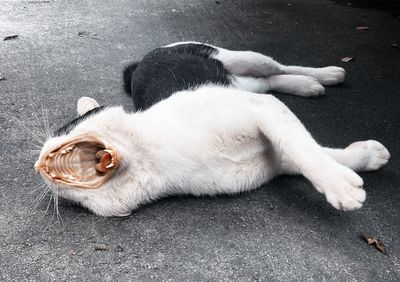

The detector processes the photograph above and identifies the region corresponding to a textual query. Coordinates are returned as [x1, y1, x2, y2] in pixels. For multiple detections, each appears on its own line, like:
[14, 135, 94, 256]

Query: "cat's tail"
[123, 62, 139, 95]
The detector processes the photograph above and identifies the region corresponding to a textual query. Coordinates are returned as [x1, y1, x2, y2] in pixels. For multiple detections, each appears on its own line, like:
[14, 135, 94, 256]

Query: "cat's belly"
[143, 86, 281, 195]
[171, 131, 280, 195]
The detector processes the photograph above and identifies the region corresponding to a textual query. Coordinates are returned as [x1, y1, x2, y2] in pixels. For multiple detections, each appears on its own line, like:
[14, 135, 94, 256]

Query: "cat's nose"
[34, 160, 41, 173]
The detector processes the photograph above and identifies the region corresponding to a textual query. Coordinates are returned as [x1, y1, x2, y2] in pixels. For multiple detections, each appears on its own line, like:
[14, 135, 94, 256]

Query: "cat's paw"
[347, 140, 391, 171]
[294, 76, 325, 97]
[314, 164, 366, 211]
[311, 66, 345, 86]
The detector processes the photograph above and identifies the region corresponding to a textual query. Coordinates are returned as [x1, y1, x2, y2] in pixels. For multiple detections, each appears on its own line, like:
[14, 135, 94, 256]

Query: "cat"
[34, 42, 390, 217]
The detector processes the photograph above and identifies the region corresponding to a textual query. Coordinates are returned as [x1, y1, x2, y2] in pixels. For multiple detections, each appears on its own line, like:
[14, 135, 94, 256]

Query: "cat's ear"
[77, 97, 100, 116]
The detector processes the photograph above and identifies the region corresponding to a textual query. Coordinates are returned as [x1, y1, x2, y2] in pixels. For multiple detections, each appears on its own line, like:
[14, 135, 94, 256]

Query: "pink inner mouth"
[36, 134, 120, 189]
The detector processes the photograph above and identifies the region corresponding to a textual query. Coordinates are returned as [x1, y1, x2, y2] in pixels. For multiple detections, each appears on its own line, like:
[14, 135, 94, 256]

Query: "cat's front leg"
[255, 94, 366, 211]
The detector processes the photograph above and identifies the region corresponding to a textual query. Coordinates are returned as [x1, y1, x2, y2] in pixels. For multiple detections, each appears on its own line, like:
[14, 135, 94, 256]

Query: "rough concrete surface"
[0, 0, 399, 281]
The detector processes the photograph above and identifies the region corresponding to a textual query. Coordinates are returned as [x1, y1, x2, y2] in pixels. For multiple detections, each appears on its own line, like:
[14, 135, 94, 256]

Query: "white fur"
[37, 42, 390, 216]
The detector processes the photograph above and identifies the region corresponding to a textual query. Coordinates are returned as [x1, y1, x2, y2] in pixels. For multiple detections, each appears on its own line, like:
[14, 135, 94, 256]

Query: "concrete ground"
[0, 0, 399, 281]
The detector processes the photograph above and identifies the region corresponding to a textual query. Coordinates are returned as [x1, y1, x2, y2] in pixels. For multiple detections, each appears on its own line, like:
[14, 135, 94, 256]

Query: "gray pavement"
[0, 0, 399, 281]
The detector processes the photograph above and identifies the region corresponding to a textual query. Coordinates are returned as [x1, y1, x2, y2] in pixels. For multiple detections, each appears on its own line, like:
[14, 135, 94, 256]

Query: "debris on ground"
[115, 245, 124, 252]
[78, 31, 99, 40]
[4, 34, 18, 41]
[94, 243, 107, 251]
[356, 26, 369, 30]
[28, 0, 51, 3]
[360, 234, 388, 254]
[341, 57, 354, 63]
[392, 43, 399, 49]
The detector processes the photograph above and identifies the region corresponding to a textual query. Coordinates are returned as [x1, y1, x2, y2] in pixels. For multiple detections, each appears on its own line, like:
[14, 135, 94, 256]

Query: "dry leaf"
[94, 243, 107, 251]
[360, 234, 387, 254]
[341, 57, 354, 63]
[4, 34, 18, 41]
[356, 26, 369, 30]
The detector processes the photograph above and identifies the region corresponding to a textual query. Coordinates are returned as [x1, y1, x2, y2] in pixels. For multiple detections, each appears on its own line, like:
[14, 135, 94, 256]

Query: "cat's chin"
[35, 133, 121, 189]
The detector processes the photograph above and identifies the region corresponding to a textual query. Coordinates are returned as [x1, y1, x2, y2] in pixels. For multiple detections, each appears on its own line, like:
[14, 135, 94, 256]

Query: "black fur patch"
[123, 62, 139, 94]
[54, 106, 105, 137]
[123, 43, 231, 110]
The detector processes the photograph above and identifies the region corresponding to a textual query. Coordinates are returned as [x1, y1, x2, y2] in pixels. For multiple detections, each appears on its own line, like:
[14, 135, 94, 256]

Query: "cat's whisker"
[31, 192, 49, 210]
[41, 104, 52, 139]
[41, 192, 54, 221]
[9, 115, 45, 145]
[31, 185, 50, 209]
[1, 112, 44, 145]
[16, 107, 48, 141]
[46, 109, 52, 139]
[54, 189, 62, 223]
[31, 187, 48, 206]
[20, 111, 47, 142]
[28, 93, 50, 141]
[28, 183, 47, 195]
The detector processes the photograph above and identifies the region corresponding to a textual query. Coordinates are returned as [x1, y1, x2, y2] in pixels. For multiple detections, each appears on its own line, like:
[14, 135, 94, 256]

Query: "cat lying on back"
[35, 42, 390, 216]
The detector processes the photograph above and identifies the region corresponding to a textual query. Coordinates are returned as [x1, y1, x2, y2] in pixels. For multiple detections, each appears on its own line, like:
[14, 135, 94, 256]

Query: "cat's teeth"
[49, 153, 54, 158]
[65, 146, 73, 152]
[63, 174, 75, 180]
[61, 149, 67, 154]
[50, 172, 57, 178]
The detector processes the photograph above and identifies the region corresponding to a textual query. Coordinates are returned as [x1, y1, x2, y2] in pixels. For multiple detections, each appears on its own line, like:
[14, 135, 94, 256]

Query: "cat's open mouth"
[35, 134, 120, 189]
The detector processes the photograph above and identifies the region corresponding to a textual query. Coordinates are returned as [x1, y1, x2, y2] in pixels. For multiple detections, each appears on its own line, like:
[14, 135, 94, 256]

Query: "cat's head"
[35, 97, 135, 217]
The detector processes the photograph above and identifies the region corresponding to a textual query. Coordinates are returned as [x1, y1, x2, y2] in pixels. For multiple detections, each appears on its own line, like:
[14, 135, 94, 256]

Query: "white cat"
[35, 42, 390, 216]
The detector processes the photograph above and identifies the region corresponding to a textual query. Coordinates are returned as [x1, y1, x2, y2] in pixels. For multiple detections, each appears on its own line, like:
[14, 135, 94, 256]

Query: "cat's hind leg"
[213, 47, 345, 86]
[165, 42, 345, 86]
[282, 65, 345, 86]
[232, 75, 325, 97]
[254, 94, 366, 211]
